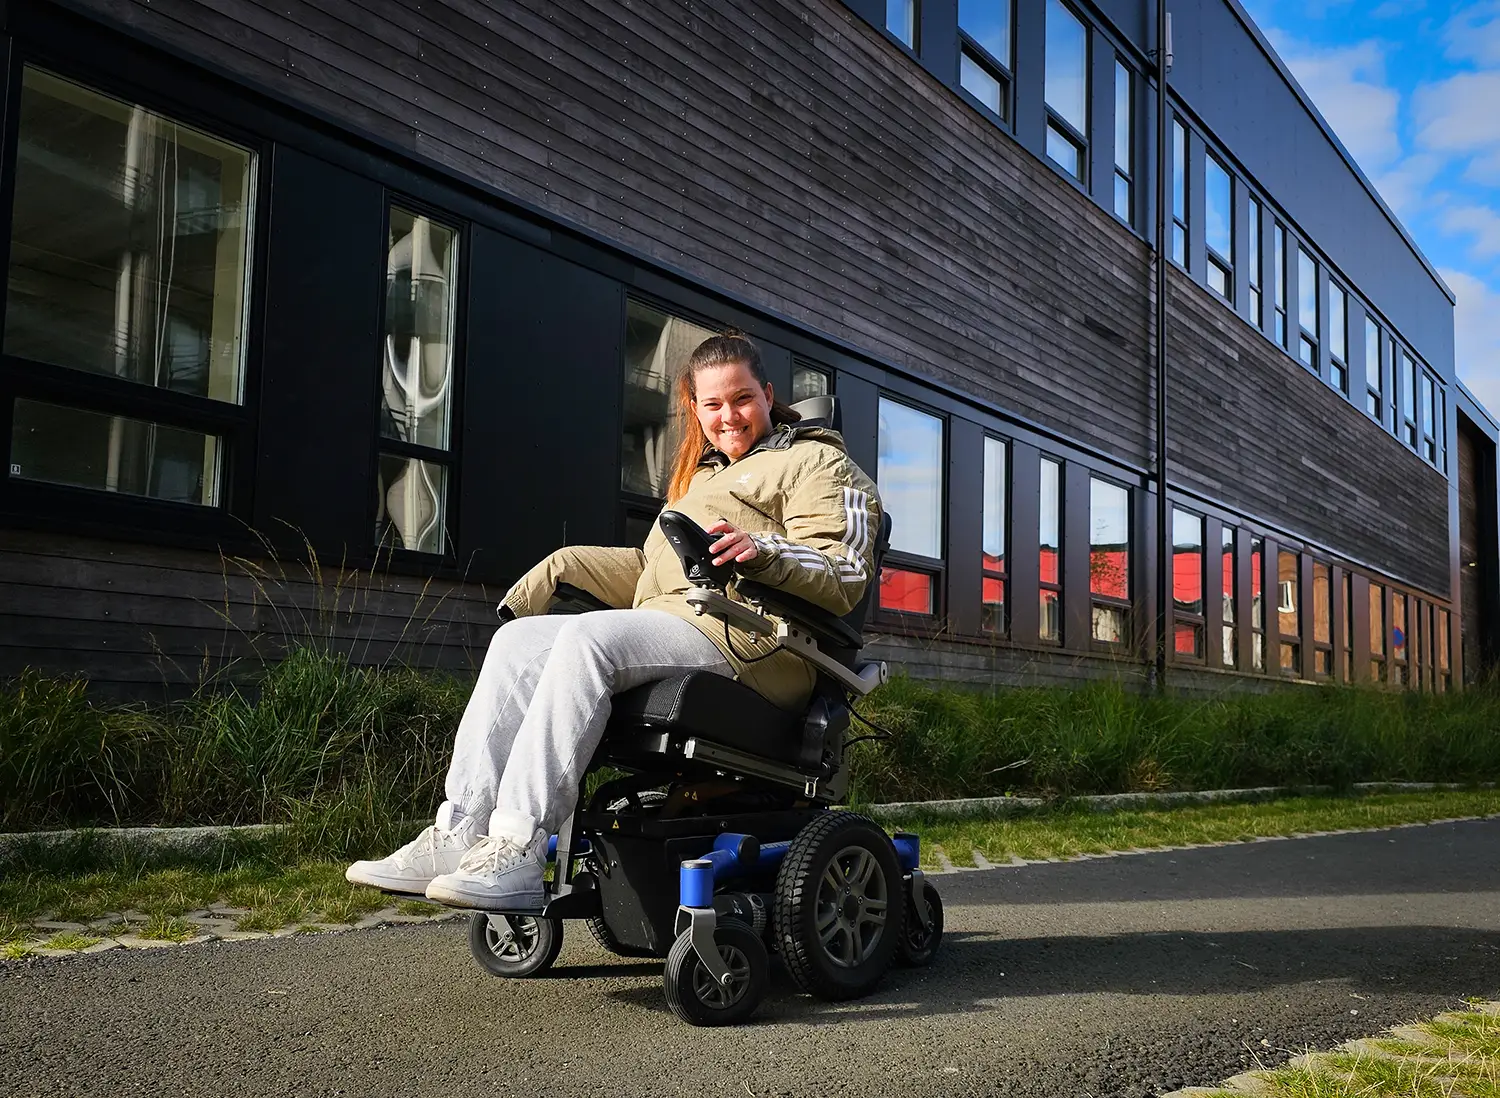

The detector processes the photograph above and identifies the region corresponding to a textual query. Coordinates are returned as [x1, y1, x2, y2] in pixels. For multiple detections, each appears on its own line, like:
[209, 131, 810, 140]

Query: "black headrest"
[788, 395, 840, 432]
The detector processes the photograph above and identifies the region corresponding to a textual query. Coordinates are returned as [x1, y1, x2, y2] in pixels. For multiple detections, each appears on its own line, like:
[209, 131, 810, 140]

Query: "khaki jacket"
[500, 424, 882, 710]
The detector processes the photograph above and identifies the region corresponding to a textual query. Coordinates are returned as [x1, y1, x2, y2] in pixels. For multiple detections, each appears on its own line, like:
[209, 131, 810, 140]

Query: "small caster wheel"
[663, 921, 768, 1026]
[896, 880, 944, 967]
[468, 912, 563, 978]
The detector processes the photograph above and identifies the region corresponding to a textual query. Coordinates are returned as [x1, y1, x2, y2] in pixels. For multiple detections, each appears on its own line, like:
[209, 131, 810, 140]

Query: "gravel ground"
[4, 818, 1498, 1098]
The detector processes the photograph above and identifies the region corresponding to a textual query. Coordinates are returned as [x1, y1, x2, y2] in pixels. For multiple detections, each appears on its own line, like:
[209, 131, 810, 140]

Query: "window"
[1205, 155, 1233, 300]
[1039, 457, 1063, 643]
[960, 0, 1013, 121]
[1421, 373, 1438, 464]
[1328, 283, 1348, 394]
[877, 398, 945, 614]
[1278, 550, 1300, 676]
[4, 68, 255, 508]
[621, 302, 717, 503]
[11, 400, 221, 505]
[1044, 0, 1089, 182]
[1221, 526, 1237, 669]
[1113, 60, 1133, 221]
[1251, 536, 1266, 672]
[791, 362, 830, 404]
[1311, 561, 1332, 677]
[1400, 349, 1418, 448]
[1247, 199, 1263, 328]
[1171, 120, 1187, 266]
[1089, 478, 1130, 647]
[1438, 609, 1451, 692]
[376, 206, 460, 555]
[887, 0, 918, 49]
[1364, 316, 1383, 421]
[1369, 582, 1386, 683]
[1273, 225, 1288, 348]
[981, 437, 1008, 633]
[1297, 247, 1318, 371]
[1343, 572, 1354, 681]
[1172, 508, 1204, 659]
[1391, 592, 1408, 686]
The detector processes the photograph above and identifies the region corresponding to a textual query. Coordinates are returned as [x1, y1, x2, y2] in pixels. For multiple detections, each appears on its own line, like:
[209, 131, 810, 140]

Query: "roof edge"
[1221, 0, 1457, 306]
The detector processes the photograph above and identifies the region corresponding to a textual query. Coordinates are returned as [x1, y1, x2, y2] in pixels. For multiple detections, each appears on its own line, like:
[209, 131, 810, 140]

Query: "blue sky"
[1237, 0, 1500, 417]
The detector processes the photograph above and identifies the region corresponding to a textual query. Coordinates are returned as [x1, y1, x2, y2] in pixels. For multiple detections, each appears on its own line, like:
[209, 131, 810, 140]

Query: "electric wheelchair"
[459, 397, 944, 1026]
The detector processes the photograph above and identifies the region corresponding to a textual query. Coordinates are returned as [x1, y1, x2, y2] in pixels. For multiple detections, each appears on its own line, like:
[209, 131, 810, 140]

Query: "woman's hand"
[707, 520, 760, 567]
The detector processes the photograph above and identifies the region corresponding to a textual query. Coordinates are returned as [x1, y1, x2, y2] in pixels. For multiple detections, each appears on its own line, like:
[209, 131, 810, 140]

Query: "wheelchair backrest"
[787, 395, 890, 643]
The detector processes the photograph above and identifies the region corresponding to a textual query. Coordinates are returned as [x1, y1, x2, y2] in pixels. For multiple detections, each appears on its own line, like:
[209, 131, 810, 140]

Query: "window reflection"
[375, 454, 447, 555]
[621, 302, 716, 498]
[1278, 550, 1300, 676]
[1090, 478, 1129, 647]
[878, 398, 944, 559]
[1251, 536, 1265, 672]
[1039, 457, 1062, 644]
[960, 0, 1011, 66]
[1172, 508, 1203, 659]
[982, 437, 1008, 633]
[382, 209, 457, 450]
[5, 68, 255, 403]
[1221, 526, 1236, 669]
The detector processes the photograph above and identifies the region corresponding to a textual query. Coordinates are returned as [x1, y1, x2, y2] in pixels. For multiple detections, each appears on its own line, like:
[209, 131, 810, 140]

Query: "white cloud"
[1413, 71, 1500, 184]
[1370, 152, 1445, 219]
[1264, 30, 1403, 173]
[1444, 267, 1500, 415]
[1436, 197, 1500, 257]
[1443, 1, 1500, 66]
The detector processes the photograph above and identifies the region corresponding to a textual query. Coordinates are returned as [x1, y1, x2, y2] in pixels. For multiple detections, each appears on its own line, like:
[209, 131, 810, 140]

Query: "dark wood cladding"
[51, 0, 1155, 465]
[1166, 271, 1451, 599]
[0, 529, 497, 695]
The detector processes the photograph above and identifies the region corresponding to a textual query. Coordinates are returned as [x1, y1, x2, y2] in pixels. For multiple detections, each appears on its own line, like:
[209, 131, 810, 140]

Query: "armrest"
[735, 579, 864, 651]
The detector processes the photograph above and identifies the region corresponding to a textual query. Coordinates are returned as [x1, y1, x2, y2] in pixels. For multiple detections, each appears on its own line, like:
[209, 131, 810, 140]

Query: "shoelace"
[457, 834, 527, 874]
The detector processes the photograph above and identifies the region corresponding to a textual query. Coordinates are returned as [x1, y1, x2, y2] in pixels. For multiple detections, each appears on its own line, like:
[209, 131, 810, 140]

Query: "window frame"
[1246, 198, 1263, 329]
[370, 196, 469, 560]
[1310, 559, 1332, 678]
[1170, 506, 1206, 664]
[958, 0, 1015, 126]
[1364, 314, 1384, 422]
[1204, 152, 1234, 302]
[1277, 548, 1301, 678]
[1171, 117, 1188, 268]
[1037, 453, 1064, 645]
[1220, 524, 1238, 670]
[1087, 474, 1132, 652]
[980, 433, 1010, 637]
[1250, 536, 1267, 673]
[1369, 581, 1387, 685]
[1296, 244, 1319, 374]
[875, 394, 948, 623]
[1273, 224, 1288, 349]
[1111, 58, 1133, 224]
[1327, 281, 1348, 395]
[886, 0, 920, 52]
[0, 58, 270, 536]
[1043, 0, 1091, 186]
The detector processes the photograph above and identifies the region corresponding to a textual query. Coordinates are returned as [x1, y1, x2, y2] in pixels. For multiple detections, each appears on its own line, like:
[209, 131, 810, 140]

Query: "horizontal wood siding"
[51, 0, 1155, 465]
[1166, 271, 1451, 598]
[0, 530, 496, 694]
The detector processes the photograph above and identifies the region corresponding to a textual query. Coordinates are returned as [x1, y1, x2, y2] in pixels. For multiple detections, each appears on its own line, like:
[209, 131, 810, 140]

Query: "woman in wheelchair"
[347, 331, 882, 911]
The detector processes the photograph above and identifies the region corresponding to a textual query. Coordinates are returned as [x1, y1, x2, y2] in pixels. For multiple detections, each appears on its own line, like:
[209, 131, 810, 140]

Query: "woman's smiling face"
[691, 361, 774, 460]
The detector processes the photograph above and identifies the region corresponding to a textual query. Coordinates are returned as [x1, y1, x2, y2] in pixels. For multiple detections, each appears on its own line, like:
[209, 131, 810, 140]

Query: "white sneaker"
[424, 829, 548, 910]
[345, 817, 480, 894]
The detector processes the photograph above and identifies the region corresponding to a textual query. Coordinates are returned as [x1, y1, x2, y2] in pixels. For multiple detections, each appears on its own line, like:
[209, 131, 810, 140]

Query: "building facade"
[0, 0, 1494, 696]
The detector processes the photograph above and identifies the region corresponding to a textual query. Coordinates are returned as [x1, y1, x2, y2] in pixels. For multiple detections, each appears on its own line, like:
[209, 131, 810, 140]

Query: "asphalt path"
[5, 818, 1500, 1098]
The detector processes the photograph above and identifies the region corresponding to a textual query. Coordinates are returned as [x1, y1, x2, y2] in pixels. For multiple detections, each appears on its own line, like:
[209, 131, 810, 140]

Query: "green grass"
[8, 657, 1500, 854]
[895, 789, 1500, 869]
[38, 931, 99, 952]
[1211, 1010, 1500, 1097]
[849, 674, 1500, 803]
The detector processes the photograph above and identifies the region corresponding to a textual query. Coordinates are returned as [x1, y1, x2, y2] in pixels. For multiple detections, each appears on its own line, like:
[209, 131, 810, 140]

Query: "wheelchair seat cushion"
[610, 671, 807, 766]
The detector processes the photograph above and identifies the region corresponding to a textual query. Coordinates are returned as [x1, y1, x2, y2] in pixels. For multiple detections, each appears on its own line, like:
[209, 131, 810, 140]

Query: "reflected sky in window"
[877, 398, 944, 559]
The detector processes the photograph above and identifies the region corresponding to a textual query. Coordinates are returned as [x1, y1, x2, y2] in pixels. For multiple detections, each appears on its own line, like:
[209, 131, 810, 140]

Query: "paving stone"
[215, 930, 271, 942]
[1217, 1070, 1273, 1093]
[208, 904, 251, 916]
[80, 940, 122, 954]
[32, 921, 87, 932]
[113, 935, 181, 950]
[305, 923, 354, 933]
[86, 915, 127, 931]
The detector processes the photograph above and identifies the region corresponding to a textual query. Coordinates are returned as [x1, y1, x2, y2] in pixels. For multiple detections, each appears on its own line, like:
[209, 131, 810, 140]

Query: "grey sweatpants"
[440, 609, 733, 843]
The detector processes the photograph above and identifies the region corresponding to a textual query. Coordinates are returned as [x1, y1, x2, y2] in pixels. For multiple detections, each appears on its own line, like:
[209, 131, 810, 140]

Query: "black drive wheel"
[773, 811, 905, 1001]
[896, 880, 944, 967]
[663, 921, 769, 1026]
[468, 912, 564, 978]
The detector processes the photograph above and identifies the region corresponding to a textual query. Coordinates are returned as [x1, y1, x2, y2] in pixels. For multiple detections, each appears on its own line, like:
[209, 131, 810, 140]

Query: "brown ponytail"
[663, 330, 801, 503]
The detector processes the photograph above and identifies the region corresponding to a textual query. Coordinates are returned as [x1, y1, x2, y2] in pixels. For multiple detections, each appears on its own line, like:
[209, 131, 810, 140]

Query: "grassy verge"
[3, 790, 1495, 958]
[8, 654, 1500, 849]
[904, 789, 1500, 870]
[1196, 1004, 1500, 1097]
